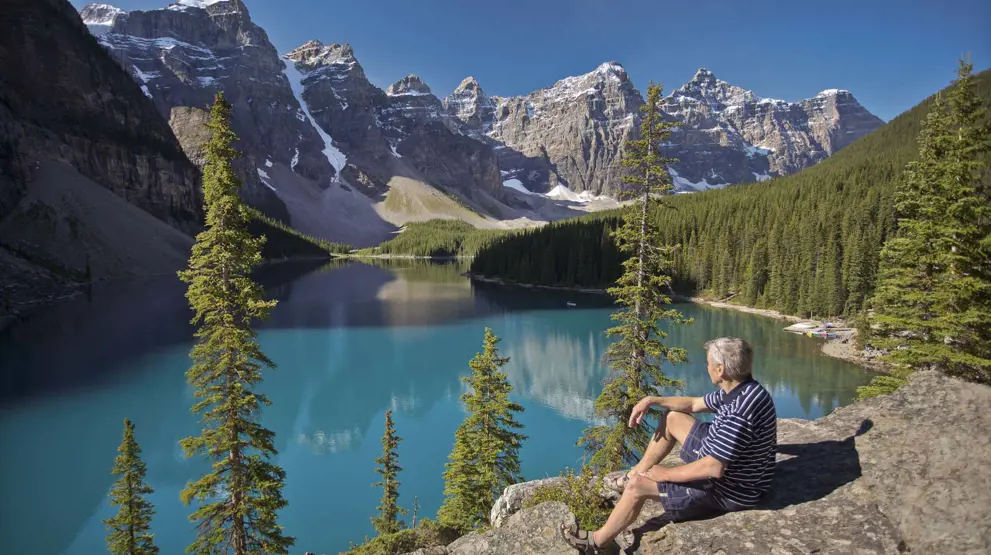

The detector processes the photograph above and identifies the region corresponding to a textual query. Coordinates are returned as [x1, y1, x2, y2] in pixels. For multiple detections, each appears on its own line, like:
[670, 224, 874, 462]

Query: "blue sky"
[75, 0, 990, 121]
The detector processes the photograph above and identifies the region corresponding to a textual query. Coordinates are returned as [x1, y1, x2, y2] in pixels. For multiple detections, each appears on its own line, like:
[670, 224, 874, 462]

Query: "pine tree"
[177, 92, 294, 554]
[371, 409, 407, 535]
[862, 60, 991, 399]
[437, 328, 527, 534]
[104, 418, 158, 555]
[578, 82, 690, 472]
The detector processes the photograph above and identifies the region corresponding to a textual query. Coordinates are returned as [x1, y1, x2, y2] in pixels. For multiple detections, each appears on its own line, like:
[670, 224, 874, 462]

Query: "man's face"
[706, 351, 723, 385]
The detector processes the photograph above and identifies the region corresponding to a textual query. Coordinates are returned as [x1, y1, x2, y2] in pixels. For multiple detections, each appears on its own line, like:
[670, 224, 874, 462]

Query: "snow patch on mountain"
[80, 3, 125, 35]
[282, 61, 347, 175]
[669, 167, 729, 191]
[175, 0, 229, 8]
[502, 179, 531, 195]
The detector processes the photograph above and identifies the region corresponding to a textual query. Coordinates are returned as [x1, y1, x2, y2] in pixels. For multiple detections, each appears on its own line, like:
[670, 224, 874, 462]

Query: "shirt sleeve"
[705, 413, 754, 464]
[703, 390, 723, 411]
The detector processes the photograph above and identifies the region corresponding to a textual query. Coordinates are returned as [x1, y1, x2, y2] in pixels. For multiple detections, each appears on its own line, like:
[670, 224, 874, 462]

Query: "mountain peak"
[387, 74, 433, 97]
[690, 67, 718, 85]
[285, 41, 356, 69]
[79, 3, 125, 34]
[455, 76, 482, 92]
[815, 88, 851, 98]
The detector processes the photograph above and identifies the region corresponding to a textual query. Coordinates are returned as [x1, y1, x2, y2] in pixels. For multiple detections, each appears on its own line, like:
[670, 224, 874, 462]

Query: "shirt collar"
[723, 377, 756, 405]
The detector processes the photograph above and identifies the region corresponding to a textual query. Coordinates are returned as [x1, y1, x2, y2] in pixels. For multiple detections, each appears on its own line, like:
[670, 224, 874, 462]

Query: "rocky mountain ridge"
[78, 0, 883, 242]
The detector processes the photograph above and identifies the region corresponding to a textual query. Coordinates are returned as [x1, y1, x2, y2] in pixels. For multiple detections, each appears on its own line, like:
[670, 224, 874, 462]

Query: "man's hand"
[628, 396, 658, 427]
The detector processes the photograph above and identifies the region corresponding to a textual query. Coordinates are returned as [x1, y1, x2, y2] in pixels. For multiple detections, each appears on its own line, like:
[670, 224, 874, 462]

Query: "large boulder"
[447, 502, 577, 555]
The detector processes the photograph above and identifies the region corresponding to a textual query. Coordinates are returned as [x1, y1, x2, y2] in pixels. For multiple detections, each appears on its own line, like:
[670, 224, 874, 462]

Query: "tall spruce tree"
[371, 409, 407, 535]
[861, 60, 991, 399]
[578, 82, 691, 472]
[177, 92, 294, 554]
[104, 418, 158, 555]
[437, 328, 526, 533]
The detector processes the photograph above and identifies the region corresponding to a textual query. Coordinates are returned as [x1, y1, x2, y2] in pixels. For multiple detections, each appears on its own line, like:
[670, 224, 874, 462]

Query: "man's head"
[704, 337, 754, 385]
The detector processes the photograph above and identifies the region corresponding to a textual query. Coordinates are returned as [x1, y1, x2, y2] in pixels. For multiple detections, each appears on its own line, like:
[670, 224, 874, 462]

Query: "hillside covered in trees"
[470, 69, 991, 318]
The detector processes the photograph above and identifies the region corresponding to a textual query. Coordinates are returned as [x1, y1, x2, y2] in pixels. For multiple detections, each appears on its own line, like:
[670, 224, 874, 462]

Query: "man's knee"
[667, 411, 696, 444]
[653, 410, 695, 443]
[625, 474, 660, 501]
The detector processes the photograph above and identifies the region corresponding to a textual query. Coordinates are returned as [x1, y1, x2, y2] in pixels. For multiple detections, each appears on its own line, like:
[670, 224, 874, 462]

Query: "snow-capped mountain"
[79, 0, 883, 240]
[79, 0, 337, 223]
[658, 68, 884, 189]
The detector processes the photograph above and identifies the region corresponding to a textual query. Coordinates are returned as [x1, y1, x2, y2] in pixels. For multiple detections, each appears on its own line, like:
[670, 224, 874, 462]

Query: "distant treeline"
[358, 219, 507, 258]
[469, 70, 991, 318]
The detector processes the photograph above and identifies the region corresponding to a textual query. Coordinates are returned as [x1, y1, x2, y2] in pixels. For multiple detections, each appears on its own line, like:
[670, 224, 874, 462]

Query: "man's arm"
[655, 396, 712, 414]
[641, 455, 725, 482]
[628, 395, 711, 427]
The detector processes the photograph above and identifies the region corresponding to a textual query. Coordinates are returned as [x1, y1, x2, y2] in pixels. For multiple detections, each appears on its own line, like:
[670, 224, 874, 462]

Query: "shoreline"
[463, 273, 889, 373]
[0, 255, 335, 334]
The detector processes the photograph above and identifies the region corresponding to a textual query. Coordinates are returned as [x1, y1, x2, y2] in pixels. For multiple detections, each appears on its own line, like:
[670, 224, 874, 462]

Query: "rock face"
[1, 0, 203, 320]
[3, 0, 201, 232]
[445, 66, 882, 195]
[79, 0, 338, 221]
[448, 62, 643, 197]
[659, 68, 884, 189]
[283, 41, 503, 204]
[456, 371, 990, 555]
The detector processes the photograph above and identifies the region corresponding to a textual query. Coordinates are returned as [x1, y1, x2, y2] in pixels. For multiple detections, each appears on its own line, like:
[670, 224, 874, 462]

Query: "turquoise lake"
[0, 260, 876, 554]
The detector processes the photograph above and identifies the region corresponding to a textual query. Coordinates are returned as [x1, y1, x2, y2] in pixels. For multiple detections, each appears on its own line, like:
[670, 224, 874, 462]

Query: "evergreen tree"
[578, 82, 690, 472]
[862, 60, 991, 396]
[437, 328, 527, 533]
[177, 92, 294, 554]
[104, 418, 158, 555]
[371, 409, 407, 535]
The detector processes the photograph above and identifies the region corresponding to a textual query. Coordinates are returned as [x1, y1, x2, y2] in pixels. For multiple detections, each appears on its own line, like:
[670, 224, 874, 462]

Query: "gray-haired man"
[561, 337, 778, 553]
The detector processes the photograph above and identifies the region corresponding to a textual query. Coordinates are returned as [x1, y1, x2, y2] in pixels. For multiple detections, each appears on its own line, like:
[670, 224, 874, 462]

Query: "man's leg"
[631, 411, 697, 476]
[592, 474, 660, 547]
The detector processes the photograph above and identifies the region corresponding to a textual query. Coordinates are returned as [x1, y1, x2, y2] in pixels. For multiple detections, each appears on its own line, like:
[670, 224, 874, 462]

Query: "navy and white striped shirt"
[701, 378, 777, 509]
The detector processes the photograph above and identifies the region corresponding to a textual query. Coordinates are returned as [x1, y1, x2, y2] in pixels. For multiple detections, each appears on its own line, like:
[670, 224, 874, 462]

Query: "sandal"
[559, 523, 602, 554]
[602, 468, 635, 494]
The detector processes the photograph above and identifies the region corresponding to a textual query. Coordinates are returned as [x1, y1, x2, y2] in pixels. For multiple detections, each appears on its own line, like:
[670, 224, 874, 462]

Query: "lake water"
[0, 260, 875, 554]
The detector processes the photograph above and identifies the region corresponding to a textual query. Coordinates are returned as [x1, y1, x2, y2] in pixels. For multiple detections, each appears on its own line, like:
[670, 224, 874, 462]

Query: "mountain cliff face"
[2, 0, 201, 230]
[444, 66, 882, 194]
[80, 0, 337, 221]
[1, 0, 205, 321]
[450, 62, 644, 196]
[283, 41, 503, 204]
[78, 0, 883, 214]
[659, 68, 885, 189]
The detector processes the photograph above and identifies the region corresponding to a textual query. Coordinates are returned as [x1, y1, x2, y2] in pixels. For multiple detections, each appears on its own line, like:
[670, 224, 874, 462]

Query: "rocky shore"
[400, 370, 990, 554]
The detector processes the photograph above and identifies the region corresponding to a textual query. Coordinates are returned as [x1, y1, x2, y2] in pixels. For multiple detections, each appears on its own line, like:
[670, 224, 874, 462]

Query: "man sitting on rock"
[561, 337, 777, 553]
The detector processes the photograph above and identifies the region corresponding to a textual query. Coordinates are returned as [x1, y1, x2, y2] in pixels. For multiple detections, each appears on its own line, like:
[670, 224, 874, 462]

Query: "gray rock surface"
[460, 371, 989, 555]
[80, 0, 335, 222]
[284, 41, 504, 205]
[2, 0, 202, 321]
[446, 66, 882, 196]
[489, 477, 567, 528]
[447, 502, 578, 555]
[658, 68, 884, 190]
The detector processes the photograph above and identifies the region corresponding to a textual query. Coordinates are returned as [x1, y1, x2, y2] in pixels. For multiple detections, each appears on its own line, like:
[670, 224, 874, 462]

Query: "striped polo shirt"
[701, 378, 777, 509]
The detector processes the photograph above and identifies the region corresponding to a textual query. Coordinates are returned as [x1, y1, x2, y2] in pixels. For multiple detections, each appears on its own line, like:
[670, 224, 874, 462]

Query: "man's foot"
[602, 468, 636, 494]
[559, 524, 603, 554]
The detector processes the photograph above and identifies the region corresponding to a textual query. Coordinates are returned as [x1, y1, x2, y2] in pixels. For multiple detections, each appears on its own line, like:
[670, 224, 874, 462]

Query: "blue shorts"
[656, 420, 723, 521]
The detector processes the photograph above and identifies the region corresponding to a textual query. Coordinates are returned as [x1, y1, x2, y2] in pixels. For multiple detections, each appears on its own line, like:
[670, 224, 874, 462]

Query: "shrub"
[523, 467, 612, 530]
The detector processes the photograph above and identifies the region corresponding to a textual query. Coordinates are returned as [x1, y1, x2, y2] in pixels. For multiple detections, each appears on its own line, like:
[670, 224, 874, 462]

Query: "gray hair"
[704, 337, 754, 381]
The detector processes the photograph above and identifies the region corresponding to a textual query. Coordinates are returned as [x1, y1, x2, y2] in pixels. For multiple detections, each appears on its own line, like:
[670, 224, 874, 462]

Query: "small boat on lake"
[566, 301, 577, 307]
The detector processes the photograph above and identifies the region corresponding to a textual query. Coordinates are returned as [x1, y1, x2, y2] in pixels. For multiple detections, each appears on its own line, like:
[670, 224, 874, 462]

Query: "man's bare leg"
[630, 411, 697, 477]
[592, 474, 660, 547]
